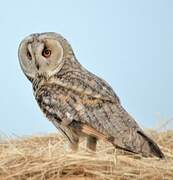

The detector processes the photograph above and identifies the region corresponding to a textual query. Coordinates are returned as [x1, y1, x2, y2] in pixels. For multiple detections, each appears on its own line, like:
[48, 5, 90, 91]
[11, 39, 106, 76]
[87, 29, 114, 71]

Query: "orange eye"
[42, 48, 51, 58]
[27, 51, 32, 60]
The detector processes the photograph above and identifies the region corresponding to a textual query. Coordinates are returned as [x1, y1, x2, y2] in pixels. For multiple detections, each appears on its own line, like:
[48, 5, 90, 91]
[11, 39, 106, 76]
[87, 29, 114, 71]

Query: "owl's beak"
[35, 61, 40, 70]
[30, 38, 44, 71]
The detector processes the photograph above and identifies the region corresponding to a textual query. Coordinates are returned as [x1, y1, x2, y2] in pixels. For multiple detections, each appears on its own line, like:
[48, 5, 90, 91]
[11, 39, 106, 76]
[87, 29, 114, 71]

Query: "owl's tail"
[79, 123, 164, 158]
[111, 130, 165, 159]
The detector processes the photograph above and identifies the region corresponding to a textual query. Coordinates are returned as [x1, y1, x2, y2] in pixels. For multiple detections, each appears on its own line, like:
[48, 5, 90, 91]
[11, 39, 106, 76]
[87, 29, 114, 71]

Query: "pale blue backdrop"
[0, 0, 172, 135]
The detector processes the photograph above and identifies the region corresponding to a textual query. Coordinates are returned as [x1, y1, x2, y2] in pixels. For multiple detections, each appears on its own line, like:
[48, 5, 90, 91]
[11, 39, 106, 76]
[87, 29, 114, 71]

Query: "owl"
[18, 32, 164, 158]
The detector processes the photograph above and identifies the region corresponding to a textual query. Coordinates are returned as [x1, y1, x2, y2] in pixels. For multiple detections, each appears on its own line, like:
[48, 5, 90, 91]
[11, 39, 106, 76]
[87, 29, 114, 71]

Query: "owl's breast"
[34, 83, 62, 122]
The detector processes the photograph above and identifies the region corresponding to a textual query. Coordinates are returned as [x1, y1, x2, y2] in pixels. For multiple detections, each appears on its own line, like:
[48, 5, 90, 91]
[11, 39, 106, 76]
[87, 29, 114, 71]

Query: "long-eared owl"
[18, 32, 164, 158]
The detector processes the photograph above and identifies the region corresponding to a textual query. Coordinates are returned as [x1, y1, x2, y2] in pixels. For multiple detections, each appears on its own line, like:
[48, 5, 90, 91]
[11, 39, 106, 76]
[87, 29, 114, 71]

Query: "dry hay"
[0, 130, 172, 180]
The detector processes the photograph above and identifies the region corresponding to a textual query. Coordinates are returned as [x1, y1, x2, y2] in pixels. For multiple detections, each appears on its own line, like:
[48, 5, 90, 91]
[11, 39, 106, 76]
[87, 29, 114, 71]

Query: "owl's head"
[18, 32, 75, 81]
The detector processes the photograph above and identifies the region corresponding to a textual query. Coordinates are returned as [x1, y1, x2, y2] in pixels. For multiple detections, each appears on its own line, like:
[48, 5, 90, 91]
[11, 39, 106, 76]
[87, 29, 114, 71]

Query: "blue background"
[0, 0, 172, 135]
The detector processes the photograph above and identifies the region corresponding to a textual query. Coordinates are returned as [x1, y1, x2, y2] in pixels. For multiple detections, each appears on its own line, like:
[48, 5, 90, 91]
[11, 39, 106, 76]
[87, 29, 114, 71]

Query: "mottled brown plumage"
[18, 32, 164, 158]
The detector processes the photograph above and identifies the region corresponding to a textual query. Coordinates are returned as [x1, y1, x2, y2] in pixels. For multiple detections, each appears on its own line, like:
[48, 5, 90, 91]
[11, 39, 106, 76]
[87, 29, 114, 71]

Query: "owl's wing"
[54, 69, 120, 103]
[37, 71, 164, 158]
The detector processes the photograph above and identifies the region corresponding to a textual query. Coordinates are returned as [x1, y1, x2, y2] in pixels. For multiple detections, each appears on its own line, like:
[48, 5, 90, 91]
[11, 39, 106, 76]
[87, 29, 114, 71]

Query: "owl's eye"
[27, 51, 32, 60]
[42, 47, 51, 58]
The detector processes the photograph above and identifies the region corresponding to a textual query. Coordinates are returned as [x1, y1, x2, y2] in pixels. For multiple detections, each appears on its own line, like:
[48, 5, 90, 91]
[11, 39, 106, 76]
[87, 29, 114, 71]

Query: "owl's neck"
[32, 73, 48, 94]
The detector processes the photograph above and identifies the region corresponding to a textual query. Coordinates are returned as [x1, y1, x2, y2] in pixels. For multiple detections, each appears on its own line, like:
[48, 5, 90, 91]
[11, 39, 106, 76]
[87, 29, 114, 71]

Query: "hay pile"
[0, 130, 172, 180]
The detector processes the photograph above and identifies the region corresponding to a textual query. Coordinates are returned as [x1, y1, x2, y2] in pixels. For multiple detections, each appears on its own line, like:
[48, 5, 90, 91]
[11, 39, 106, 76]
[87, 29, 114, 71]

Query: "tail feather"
[111, 130, 165, 159]
[137, 131, 165, 159]
[79, 123, 165, 158]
